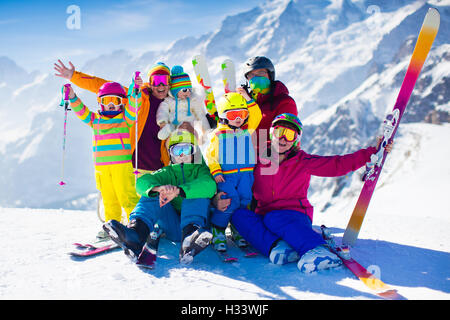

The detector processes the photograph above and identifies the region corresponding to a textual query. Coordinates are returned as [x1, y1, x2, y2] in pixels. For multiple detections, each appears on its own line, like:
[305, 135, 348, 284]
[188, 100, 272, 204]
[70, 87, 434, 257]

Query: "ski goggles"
[222, 109, 249, 121]
[169, 143, 196, 157]
[99, 95, 125, 106]
[150, 75, 170, 87]
[271, 125, 298, 142]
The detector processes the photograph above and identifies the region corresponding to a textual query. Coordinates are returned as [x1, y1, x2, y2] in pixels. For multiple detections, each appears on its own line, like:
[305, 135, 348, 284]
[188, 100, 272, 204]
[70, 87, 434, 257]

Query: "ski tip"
[378, 289, 406, 300]
[225, 257, 239, 262]
[245, 252, 258, 258]
[425, 7, 440, 29]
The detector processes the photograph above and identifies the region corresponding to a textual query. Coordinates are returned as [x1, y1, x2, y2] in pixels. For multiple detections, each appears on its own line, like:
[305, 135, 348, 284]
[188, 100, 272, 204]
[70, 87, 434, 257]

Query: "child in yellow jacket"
[205, 89, 262, 252]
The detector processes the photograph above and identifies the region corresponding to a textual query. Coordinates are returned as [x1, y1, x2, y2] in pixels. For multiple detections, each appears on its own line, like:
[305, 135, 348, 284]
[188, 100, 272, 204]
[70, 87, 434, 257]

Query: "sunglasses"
[272, 126, 298, 142]
[150, 75, 170, 87]
[223, 109, 249, 121]
[169, 143, 195, 157]
[99, 95, 125, 106]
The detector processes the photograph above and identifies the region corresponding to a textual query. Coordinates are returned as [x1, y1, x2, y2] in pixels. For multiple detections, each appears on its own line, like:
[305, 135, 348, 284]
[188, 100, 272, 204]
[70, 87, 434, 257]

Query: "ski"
[227, 236, 258, 258]
[69, 240, 120, 258]
[213, 246, 239, 263]
[342, 8, 440, 246]
[221, 59, 236, 93]
[321, 226, 405, 300]
[192, 54, 218, 126]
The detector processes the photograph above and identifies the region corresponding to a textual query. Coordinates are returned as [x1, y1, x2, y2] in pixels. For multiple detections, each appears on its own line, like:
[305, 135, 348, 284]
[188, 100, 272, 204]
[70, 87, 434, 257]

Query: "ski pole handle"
[63, 83, 71, 101]
[134, 71, 141, 93]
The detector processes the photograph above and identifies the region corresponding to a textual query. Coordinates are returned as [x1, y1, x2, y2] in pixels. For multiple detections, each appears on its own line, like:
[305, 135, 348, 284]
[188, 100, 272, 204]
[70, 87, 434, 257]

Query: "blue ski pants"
[210, 171, 253, 228]
[231, 208, 325, 257]
[129, 196, 210, 242]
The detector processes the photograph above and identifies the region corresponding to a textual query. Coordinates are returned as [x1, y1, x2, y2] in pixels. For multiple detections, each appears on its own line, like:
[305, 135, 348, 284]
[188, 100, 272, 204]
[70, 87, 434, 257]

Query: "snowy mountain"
[0, 0, 449, 212]
[1, 123, 448, 300]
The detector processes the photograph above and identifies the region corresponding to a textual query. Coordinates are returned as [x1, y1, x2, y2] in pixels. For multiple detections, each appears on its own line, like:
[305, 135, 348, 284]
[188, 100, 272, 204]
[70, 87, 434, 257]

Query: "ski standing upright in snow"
[343, 8, 440, 246]
[192, 54, 218, 128]
[221, 59, 236, 93]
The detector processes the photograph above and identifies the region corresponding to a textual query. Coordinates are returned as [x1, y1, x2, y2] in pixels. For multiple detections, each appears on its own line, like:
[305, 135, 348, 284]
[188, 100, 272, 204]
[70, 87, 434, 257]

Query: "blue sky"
[0, 0, 261, 73]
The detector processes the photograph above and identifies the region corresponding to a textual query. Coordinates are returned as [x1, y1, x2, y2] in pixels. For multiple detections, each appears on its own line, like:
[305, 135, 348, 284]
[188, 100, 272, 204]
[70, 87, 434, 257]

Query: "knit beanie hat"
[170, 65, 192, 125]
[170, 65, 192, 97]
[147, 62, 170, 80]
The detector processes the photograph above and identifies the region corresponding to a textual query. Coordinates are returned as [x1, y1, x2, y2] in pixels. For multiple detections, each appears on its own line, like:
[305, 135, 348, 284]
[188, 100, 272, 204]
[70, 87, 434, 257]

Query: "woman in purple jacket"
[230, 113, 392, 273]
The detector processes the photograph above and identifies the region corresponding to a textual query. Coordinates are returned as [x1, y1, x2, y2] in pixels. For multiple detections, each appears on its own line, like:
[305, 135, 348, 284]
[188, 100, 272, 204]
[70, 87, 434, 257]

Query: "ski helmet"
[270, 113, 303, 146]
[216, 92, 248, 118]
[97, 82, 127, 98]
[168, 129, 198, 148]
[243, 56, 275, 81]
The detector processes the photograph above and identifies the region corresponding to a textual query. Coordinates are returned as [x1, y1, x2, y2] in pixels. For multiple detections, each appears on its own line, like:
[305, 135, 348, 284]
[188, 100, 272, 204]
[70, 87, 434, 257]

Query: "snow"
[0, 123, 449, 300]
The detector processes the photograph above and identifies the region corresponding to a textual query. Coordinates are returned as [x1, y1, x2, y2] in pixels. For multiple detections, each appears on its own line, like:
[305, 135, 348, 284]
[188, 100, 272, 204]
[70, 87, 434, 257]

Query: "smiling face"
[171, 154, 192, 164]
[105, 103, 122, 111]
[270, 121, 299, 154]
[272, 135, 295, 154]
[227, 117, 245, 128]
[151, 83, 170, 100]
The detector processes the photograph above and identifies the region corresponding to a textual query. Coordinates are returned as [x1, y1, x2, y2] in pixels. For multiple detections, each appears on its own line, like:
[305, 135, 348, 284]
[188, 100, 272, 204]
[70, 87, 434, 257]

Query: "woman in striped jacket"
[64, 82, 140, 232]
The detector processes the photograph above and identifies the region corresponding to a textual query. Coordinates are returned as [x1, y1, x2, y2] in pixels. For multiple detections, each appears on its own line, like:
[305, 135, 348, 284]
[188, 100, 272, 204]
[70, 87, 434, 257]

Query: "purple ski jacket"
[252, 146, 377, 221]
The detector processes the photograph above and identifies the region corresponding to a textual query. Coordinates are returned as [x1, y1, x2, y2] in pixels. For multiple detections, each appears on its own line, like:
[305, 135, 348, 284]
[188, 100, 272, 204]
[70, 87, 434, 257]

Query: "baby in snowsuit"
[206, 90, 262, 252]
[156, 65, 211, 143]
[65, 82, 140, 232]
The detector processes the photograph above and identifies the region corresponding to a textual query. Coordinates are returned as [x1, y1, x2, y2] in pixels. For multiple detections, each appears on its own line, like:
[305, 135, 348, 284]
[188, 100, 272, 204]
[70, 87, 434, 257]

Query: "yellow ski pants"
[95, 162, 140, 223]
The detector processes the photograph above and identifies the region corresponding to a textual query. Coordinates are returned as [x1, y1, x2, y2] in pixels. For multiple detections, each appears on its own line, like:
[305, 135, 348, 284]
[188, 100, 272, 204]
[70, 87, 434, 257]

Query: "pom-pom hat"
[170, 65, 192, 97]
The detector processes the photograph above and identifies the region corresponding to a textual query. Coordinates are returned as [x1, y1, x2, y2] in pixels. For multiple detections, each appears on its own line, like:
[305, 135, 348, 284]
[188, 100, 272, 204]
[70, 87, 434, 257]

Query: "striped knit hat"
[147, 62, 170, 80]
[170, 65, 192, 97]
[170, 65, 192, 125]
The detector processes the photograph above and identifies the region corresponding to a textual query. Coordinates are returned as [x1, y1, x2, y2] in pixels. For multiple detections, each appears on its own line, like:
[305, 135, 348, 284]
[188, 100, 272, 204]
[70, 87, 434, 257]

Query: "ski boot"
[230, 224, 248, 248]
[211, 225, 227, 252]
[297, 244, 342, 274]
[269, 240, 300, 265]
[103, 219, 149, 261]
[136, 223, 163, 269]
[96, 229, 111, 242]
[179, 224, 213, 264]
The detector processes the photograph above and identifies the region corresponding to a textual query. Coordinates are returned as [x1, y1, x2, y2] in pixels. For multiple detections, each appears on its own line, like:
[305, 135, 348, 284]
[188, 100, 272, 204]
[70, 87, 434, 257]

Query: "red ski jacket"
[254, 80, 298, 148]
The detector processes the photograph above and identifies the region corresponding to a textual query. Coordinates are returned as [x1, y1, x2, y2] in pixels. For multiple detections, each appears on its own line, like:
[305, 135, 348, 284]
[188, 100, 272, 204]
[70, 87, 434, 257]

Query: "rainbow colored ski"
[321, 226, 405, 300]
[192, 55, 217, 117]
[221, 59, 236, 93]
[343, 8, 440, 246]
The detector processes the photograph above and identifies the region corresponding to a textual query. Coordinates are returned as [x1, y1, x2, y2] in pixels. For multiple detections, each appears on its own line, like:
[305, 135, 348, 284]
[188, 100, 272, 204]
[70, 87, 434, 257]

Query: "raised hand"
[54, 59, 75, 80]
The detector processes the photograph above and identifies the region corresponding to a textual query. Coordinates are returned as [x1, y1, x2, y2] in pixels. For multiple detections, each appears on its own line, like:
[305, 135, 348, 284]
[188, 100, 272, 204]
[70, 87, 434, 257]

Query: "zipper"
[180, 163, 186, 184]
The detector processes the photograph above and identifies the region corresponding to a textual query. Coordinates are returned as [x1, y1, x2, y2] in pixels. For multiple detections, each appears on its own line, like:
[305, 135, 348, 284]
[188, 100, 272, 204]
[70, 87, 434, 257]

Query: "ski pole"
[133, 71, 141, 176]
[59, 83, 72, 186]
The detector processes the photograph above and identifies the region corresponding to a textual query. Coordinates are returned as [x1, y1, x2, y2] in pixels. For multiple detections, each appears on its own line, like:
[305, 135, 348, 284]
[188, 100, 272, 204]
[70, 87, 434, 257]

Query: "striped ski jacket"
[69, 96, 137, 166]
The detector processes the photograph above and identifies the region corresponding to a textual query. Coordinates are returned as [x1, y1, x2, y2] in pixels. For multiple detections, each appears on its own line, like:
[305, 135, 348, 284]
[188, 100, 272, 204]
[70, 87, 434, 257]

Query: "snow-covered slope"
[0, 123, 448, 300]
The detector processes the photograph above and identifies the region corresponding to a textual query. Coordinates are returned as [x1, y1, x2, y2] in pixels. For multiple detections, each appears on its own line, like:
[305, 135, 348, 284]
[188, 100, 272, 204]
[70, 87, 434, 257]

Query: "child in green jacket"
[103, 130, 216, 267]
